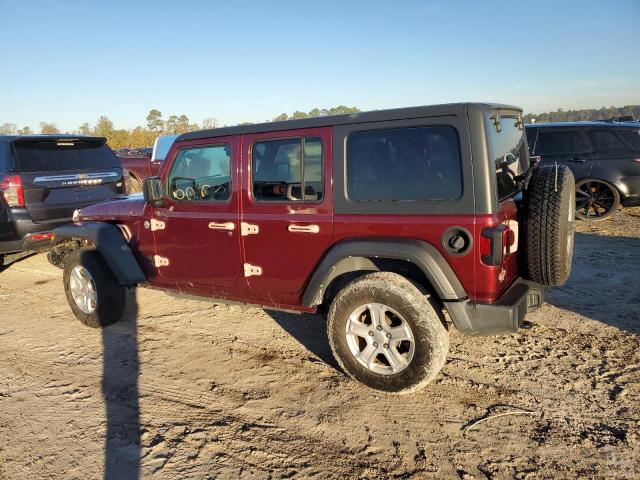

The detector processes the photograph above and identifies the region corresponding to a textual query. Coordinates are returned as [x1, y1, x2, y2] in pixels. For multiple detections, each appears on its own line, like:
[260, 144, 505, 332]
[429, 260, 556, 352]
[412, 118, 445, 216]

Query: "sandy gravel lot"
[1, 208, 639, 480]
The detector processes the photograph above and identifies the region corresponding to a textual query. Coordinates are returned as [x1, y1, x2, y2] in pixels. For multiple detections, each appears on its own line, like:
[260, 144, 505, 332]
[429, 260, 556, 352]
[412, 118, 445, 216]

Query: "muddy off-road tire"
[327, 272, 448, 394]
[523, 164, 576, 286]
[63, 248, 126, 328]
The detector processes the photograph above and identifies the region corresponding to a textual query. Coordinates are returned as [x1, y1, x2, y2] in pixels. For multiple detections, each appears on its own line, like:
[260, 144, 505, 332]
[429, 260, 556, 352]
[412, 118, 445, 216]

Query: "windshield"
[485, 113, 528, 201]
[13, 141, 120, 172]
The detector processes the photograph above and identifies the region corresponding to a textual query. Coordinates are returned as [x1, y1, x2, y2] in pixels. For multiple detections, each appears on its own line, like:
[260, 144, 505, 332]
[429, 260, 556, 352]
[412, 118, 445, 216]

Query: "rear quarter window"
[13, 141, 120, 172]
[346, 126, 462, 201]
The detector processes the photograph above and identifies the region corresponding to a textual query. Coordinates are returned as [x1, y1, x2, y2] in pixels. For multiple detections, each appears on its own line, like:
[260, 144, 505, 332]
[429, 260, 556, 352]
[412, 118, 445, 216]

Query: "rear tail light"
[480, 223, 517, 266]
[0, 175, 25, 207]
[632, 158, 640, 163]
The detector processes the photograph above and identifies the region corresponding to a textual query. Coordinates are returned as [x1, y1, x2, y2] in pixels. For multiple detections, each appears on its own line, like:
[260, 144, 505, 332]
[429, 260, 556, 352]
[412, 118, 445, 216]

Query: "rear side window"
[252, 137, 323, 202]
[13, 141, 119, 172]
[168, 144, 231, 201]
[346, 126, 461, 201]
[589, 130, 632, 153]
[536, 130, 590, 155]
[619, 130, 640, 152]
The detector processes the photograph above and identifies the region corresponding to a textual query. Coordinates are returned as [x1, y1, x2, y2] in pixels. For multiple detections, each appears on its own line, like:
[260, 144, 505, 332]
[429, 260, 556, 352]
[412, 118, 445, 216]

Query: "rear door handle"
[208, 221, 235, 231]
[570, 157, 587, 163]
[288, 224, 320, 234]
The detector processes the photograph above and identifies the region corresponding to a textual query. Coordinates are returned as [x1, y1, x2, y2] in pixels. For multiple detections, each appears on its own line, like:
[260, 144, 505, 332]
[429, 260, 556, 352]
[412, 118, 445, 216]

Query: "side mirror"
[143, 177, 165, 207]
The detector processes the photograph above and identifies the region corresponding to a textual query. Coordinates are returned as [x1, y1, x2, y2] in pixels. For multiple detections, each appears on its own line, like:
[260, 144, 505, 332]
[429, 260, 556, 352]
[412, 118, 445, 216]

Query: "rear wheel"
[327, 272, 448, 394]
[63, 248, 126, 328]
[575, 179, 619, 221]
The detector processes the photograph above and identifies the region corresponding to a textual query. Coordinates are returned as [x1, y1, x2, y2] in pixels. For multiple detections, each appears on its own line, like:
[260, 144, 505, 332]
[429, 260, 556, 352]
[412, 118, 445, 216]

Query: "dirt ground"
[1, 208, 639, 480]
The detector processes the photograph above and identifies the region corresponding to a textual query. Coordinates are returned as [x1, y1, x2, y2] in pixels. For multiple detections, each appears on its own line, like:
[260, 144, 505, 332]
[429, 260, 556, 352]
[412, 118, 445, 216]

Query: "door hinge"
[144, 218, 166, 231]
[240, 222, 259, 236]
[153, 255, 169, 267]
[243, 263, 262, 277]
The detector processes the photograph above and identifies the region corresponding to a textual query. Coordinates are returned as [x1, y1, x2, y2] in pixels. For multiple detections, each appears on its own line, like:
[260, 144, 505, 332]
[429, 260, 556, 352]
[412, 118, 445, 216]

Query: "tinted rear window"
[346, 126, 462, 201]
[13, 141, 120, 172]
[536, 130, 590, 155]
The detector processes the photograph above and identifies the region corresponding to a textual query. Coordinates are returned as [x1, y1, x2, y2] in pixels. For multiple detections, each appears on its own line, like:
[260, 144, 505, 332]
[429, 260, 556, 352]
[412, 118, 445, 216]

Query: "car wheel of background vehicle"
[63, 248, 126, 328]
[126, 175, 142, 193]
[523, 164, 576, 286]
[327, 272, 448, 394]
[575, 178, 620, 222]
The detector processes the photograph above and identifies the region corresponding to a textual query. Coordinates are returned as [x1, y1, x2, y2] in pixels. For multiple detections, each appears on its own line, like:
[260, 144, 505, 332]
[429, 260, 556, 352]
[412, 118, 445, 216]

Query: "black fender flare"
[53, 222, 146, 286]
[301, 238, 467, 307]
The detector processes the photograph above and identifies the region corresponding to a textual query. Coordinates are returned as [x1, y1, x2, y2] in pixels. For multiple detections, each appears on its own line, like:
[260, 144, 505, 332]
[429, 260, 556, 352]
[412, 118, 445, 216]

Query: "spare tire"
[522, 164, 576, 286]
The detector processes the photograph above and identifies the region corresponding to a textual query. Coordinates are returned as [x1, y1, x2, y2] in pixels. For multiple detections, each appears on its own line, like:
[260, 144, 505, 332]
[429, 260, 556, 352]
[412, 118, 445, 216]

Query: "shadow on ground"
[546, 232, 640, 333]
[265, 310, 340, 370]
[102, 288, 140, 480]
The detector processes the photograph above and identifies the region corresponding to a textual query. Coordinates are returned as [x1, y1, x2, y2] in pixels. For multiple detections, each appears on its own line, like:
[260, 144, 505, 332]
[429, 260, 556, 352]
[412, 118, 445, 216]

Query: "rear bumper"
[444, 279, 545, 336]
[0, 208, 70, 254]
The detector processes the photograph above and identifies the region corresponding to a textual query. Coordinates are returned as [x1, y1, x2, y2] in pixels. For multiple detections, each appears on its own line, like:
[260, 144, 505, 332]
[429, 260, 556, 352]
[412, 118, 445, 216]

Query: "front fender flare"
[54, 222, 146, 286]
[301, 239, 467, 307]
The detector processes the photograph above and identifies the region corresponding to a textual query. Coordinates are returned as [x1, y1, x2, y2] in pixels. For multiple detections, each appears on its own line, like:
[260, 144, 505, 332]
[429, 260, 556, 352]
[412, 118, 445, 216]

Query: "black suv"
[525, 122, 640, 220]
[0, 135, 125, 268]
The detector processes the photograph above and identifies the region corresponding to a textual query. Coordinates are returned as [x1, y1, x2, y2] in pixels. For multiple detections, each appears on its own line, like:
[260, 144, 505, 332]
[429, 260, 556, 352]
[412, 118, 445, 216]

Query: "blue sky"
[1, 0, 639, 132]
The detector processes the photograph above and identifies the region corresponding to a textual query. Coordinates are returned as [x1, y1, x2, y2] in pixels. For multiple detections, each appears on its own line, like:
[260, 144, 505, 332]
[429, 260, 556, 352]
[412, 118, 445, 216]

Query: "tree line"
[0, 105, 361, 150]
[524, 105, 639, 124]
[3, 104, 636, 149]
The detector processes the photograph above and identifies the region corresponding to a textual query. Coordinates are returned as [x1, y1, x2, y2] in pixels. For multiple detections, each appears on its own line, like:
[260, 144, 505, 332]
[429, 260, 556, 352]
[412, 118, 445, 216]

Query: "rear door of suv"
[240, 127, 334, 308]
[12, 138, 125, 223]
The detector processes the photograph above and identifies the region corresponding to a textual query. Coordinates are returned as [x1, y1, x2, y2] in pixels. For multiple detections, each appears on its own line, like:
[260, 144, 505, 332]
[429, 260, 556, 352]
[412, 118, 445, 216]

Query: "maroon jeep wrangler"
[52, 103, 575, 393]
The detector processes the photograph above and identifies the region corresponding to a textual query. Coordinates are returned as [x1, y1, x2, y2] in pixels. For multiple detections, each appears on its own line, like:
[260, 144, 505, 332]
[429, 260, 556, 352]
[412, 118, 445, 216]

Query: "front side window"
[252, 137, 323, 202]
[589, 130, 632, 154]
[168, 144, 231, 201]
[486, 116, 528, 200]
[346, 126, 462, 201]
[619, 130, 640, 152]
[536, 130, 590, 155]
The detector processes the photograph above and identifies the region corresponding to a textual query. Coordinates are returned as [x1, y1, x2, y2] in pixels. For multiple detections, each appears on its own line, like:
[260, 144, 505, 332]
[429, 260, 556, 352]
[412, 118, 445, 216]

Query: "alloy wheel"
[575, 180, 617, 220]
[69, 265, 98, 314]
[345, 303, 415, 375]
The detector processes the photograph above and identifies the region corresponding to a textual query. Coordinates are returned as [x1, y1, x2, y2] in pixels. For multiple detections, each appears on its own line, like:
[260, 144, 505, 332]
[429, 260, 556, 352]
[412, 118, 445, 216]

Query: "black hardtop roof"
[0, 134, 107, 144]
[177, 102, 521, 142]
[526, 121, 640, 130]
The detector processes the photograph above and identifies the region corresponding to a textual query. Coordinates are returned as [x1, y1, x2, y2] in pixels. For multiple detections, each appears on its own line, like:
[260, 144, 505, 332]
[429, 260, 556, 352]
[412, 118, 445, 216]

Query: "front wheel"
[327, 272, 449, 394]
[63, 248, 126, 328]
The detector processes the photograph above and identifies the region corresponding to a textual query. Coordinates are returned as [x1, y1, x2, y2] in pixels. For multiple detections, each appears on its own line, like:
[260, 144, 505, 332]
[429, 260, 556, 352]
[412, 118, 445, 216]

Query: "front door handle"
[570, 157, 587, 163]
[208, 221, 235, 231]
[288, 224, 320, 234]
